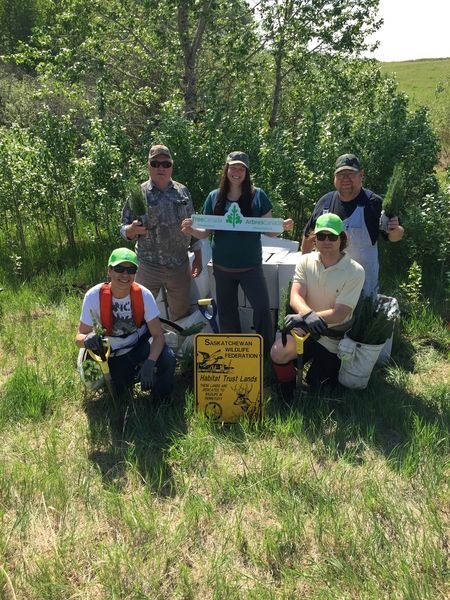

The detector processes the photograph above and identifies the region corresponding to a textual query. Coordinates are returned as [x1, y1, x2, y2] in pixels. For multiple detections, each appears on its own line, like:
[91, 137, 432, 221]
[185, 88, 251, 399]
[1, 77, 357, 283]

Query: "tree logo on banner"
[226, 203, 243, 228]
[191, 202, 283, 233]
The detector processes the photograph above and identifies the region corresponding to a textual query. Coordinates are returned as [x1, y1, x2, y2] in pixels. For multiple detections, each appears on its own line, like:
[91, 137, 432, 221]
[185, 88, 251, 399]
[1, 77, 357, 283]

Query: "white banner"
[192, 203, 283, 233]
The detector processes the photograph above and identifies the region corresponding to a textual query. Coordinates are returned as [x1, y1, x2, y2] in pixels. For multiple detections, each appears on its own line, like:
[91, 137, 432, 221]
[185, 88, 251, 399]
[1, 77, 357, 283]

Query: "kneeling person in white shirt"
[75, 247, 176, 399]
[271, 214, 364, 396]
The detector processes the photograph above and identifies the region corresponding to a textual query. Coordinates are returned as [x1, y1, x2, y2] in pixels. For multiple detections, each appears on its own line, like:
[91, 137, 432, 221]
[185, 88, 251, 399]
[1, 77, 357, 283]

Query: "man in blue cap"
[272, 214, 364, 393]
[76, 247, 176, 400]
[301, 154, 404, 297]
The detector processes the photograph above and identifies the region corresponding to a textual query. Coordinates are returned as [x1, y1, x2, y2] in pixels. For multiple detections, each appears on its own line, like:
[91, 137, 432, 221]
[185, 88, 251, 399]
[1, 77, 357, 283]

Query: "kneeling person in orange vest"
[75, 247, 176, 399]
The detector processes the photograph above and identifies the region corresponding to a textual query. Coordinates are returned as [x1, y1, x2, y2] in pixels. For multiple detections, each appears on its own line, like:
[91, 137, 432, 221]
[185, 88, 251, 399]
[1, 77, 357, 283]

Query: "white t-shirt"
[80, 283, 160, 355]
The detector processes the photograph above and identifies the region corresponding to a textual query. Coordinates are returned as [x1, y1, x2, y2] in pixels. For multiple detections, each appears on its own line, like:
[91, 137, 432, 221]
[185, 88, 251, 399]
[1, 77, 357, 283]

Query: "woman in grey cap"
[182, 151, 293, 352]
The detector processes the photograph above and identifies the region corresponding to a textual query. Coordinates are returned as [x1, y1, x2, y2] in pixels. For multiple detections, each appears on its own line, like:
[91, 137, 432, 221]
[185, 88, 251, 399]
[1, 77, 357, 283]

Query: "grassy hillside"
[381, 57, 450, 167]
[380, 57, 450, 107]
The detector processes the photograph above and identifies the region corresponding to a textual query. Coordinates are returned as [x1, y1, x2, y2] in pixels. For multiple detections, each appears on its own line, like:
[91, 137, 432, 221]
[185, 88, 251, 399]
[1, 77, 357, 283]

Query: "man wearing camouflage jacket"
[121, 144, 202, 321]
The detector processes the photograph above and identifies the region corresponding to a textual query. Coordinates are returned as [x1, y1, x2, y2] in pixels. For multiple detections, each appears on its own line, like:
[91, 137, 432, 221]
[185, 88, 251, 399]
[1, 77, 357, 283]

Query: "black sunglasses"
[316, 231, 339, 241]
[149, 160, 173, 168]
[111, 265, 138, 274]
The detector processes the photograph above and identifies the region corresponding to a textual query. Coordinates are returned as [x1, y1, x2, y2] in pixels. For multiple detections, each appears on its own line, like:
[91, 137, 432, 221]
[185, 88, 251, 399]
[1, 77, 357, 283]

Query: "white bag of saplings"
[337, 295, 397, 389]
[338, 335, 385, 389]
[77, 348, 104, 391]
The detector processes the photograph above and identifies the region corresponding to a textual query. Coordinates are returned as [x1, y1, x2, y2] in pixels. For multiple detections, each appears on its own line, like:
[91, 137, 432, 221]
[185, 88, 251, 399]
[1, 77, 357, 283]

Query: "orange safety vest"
[99, 282, 145, 335]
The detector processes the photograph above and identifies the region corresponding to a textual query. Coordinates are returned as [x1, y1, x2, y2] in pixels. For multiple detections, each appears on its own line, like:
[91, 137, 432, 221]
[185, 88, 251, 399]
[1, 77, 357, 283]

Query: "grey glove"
[84, 332, 105, 355]
[284, 314, 306, 331]
[139, 359, 156, 391]
[303, 311, 328, 336]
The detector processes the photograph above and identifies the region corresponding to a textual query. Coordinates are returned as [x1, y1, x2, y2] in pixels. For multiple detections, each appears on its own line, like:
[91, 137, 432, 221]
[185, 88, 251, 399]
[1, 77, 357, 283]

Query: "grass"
[0, 270, 448, 599]
[380, 57, 450, 168]
[380, 57, 450, 108]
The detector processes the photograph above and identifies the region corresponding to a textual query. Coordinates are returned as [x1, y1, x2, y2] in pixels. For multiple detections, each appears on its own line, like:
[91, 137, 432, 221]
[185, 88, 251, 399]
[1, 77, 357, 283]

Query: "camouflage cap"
[148, 144, 172, 161]
[334, 154, 362, 174]
[226, 151, 249, 168]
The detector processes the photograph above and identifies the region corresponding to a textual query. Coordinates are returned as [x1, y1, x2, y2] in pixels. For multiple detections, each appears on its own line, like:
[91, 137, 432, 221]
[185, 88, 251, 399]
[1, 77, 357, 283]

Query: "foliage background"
[0, 0, 447, 313]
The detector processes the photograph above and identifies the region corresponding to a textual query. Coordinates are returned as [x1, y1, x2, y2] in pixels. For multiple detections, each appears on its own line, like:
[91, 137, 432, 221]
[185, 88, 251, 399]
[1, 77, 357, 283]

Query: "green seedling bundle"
[347, 295, 397, 345]
[380, 162, 406, 233]
[128, 180, 149, 227]
[82, 359, 103, 383]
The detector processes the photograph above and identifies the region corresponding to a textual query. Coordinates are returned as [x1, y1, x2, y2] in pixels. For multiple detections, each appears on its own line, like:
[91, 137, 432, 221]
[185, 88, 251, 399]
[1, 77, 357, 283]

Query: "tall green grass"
[0, 266, 448, 598]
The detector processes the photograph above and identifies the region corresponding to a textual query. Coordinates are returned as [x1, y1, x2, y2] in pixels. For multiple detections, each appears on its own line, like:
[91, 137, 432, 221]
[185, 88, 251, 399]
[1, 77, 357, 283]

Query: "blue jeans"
[108, 333, 176, 399]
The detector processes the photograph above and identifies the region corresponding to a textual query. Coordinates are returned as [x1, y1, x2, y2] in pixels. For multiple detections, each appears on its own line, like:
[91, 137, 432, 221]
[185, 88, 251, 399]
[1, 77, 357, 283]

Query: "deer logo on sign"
[232, 383, 261, 419]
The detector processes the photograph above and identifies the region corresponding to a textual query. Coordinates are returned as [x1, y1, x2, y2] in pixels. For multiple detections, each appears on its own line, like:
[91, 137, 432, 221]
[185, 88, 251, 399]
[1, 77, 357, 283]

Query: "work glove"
[284, 313, 306, 332]
[84, 332, 105, 356]
[139, 359, 156, 391]
[302, 311, 328, 336]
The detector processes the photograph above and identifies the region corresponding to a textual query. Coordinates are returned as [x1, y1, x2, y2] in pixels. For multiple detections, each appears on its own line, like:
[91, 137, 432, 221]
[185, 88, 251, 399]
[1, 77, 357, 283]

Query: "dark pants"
[213, 264, 274, 352]
[108, 333, 176, 398]
[303, 337, 341, 387]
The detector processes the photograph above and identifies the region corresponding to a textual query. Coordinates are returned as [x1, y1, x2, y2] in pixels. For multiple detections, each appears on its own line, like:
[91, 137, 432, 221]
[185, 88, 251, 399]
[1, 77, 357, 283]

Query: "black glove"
[84, 332, 105, 356]
[139, 359, 156, 391]
[284, 314, 306, 331]
[303, 311, 328, 336]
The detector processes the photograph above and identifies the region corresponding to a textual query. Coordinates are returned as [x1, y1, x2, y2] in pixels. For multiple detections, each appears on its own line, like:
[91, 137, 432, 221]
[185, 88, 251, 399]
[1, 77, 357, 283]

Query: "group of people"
[76, 145, 404, 401]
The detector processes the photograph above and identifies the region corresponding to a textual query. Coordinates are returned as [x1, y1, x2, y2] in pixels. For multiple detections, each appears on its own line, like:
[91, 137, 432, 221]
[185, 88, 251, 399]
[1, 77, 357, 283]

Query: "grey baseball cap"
[226, 151, 249, 168]
[334, 154, 362, 174]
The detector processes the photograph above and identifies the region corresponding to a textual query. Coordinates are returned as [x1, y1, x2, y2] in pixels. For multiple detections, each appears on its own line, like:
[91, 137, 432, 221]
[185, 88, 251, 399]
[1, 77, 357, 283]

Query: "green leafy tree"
[73, 118, 129, 240]
[0, 0, 50, 53]
[433, 77, 450, 166]
[33, 108, 80, 248]
[0, 125, 38, 253]
[0, 0, 442, 280]
[256, 0, 382, 128]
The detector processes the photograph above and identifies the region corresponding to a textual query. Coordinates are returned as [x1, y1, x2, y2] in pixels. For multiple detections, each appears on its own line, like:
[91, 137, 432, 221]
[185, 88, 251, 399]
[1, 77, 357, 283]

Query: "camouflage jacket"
[120, 179, 201, 267]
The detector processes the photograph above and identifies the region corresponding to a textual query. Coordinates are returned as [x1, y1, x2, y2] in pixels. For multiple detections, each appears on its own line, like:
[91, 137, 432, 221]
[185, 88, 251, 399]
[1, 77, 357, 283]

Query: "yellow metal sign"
[194, 334, 263, 422]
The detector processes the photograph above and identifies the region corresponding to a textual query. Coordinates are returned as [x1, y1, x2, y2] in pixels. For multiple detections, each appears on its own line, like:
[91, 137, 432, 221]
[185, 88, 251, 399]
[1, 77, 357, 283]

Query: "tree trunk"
[269, 44, 284, 129]
[15, 215, 27, 254]
[177, 0, 211, 120]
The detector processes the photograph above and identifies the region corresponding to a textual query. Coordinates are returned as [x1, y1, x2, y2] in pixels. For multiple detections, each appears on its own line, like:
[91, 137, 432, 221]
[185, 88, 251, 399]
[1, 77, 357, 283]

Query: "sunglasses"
[315, 232, 339, 241]
[111, 265, 138, 274]
[149, 160, 173, 169]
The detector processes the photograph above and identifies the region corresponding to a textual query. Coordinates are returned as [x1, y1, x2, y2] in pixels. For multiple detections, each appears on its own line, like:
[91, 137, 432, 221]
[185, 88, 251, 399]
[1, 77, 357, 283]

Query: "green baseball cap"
[334, 153, 361, 174]
[108, 247, 138, 267]
[314, 214, 344, 236]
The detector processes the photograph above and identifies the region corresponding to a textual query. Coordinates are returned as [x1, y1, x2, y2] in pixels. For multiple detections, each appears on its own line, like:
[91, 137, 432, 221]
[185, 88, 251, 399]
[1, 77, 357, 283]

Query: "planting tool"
[291, 330, 310, 392]
[198, 298, 219, 333]
[87, 339, 119, 408]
